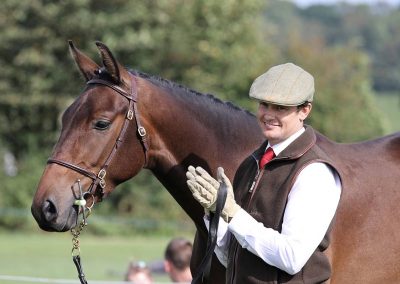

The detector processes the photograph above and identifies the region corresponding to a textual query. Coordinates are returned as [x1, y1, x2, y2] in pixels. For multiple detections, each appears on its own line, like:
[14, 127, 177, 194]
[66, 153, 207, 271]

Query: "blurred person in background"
[164, 237, 193, 283]
[125, 261, 153, 284]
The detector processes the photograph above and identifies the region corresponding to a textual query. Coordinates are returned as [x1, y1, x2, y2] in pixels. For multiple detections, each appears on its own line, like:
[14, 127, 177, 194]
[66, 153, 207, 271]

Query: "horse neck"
[136, 76, 263, 227]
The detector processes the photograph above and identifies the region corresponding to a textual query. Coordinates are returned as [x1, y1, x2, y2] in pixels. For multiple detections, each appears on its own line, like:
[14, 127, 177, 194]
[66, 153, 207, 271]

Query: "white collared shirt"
[204, 128, 342, 275]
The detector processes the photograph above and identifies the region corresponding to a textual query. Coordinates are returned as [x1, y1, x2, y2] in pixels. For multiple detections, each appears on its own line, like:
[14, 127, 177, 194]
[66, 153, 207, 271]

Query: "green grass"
[375, 92, 400, 134]
[0, 229, 193, 283]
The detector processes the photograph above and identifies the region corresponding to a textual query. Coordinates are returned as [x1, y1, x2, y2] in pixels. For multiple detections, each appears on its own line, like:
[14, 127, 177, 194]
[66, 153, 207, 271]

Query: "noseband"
[47, 73, 149, 204]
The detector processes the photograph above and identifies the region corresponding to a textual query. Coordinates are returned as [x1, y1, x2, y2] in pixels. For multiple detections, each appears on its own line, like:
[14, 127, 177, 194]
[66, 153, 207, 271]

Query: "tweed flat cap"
[249, 63, 314, 106]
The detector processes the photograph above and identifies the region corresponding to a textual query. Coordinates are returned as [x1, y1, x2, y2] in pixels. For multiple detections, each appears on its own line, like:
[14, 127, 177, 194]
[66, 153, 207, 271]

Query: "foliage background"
[1, 0, 399, 235]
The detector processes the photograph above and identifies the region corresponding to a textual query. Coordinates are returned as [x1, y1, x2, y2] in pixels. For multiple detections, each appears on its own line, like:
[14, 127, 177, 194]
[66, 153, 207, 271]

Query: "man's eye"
[94, 120, 111, 130]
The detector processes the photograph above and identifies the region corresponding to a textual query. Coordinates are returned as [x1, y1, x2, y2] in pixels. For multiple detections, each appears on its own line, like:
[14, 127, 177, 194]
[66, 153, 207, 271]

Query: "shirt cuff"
[228, 208, 258, 235]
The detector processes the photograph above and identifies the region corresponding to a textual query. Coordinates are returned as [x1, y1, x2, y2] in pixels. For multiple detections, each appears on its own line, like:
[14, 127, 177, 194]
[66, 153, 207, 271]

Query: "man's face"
[257, 102, 311, 145]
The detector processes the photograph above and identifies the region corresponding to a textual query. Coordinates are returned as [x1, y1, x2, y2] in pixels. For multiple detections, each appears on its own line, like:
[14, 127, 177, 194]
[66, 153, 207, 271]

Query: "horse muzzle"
[31, 199, 78, 232]
[31, 194, 78, 232]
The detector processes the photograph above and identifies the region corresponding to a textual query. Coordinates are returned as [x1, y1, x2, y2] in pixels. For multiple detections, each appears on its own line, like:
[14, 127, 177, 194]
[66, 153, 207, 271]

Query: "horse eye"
[94, 120, 111, 130]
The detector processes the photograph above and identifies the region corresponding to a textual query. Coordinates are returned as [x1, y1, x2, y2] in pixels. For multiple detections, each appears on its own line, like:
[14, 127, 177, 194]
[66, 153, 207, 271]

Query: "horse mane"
[129, 69, 256, 119]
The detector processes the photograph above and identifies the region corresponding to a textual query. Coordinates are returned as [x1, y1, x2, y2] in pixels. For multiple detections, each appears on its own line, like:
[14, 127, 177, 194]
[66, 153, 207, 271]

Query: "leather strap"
[191, 182, 227, 284]
[86, 78, 135, 101]
[47, 158, 97, 180]
[72, 255, 88, 284]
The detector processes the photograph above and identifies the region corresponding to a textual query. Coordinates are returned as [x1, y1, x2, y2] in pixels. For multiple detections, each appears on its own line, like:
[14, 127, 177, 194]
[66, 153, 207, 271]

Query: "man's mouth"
[264, 121, 280, 128]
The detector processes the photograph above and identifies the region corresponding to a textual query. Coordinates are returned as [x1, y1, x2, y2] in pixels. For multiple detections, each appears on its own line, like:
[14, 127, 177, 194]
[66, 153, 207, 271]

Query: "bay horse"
[31, 41, 400, 283]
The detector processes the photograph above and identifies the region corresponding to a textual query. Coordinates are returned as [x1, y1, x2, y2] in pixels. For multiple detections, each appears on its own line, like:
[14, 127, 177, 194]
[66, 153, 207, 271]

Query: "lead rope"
[71, 180, 91, 284]
[191, 182, 227, 284]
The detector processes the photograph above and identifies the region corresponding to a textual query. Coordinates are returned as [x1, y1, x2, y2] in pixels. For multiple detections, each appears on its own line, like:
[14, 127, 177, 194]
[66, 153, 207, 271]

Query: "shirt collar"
[267, 127, 305, 156]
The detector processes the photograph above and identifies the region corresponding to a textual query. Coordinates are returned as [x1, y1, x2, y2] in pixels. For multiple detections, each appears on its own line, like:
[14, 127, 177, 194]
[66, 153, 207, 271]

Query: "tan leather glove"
[217, 167, 241, 222]
[186, 166, 240, 222]
[186, 166, 218, 214]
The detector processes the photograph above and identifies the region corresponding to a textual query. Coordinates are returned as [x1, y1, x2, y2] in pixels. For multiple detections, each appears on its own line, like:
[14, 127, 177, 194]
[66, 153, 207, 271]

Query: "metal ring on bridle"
[97, 169, 106, 179]
[127, 110, 134, 120]
[83, 192, 95, 210]
[138, 126, 146, 137]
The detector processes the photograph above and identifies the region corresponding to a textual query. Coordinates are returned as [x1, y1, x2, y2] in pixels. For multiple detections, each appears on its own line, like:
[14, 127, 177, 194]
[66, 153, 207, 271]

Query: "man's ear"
[299, 103, 312, 121]
[164, 260, 171, 273]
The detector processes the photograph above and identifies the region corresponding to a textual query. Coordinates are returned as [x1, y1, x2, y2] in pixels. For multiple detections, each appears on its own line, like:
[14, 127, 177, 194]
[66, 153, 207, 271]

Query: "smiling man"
[187, 63, 342, 283]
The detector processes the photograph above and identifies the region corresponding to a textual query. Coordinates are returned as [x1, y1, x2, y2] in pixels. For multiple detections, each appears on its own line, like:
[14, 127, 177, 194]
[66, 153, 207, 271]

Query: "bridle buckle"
[138, 126, 147, 137]
[127, 110, 134, 120]
[97, 168, 106, 179]
[97, 169, 107, 189]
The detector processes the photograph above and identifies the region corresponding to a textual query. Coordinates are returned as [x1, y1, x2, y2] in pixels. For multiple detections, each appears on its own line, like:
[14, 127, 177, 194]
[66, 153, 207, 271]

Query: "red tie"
[259, 147, 275, 169]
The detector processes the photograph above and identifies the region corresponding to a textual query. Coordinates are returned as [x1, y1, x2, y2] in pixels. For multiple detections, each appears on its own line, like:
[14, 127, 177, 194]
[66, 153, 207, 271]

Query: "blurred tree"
[372, 10, 400, 91]
[0, 150, 48, 229]
[283, 36, 387, 141]
[264, 1, 388, 141]
[300, 2, 400, 92]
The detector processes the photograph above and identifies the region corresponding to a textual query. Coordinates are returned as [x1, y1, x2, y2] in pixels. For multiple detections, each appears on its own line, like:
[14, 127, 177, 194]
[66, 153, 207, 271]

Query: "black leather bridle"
[47, 72, 149, 204]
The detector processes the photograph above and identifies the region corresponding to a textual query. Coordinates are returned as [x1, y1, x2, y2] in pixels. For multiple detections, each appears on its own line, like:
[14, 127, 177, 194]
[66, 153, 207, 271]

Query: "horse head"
[31, 41, 148, 231]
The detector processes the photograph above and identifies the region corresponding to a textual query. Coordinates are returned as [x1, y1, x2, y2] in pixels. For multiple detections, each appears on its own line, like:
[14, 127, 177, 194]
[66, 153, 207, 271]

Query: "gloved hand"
[186, 166, 219, 214]
[186, 166, 241, 222]
[216, 167, 241, 222]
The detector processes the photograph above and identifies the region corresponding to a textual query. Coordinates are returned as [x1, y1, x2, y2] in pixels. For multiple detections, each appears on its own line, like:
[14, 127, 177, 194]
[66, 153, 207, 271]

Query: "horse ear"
[68, 40, 100, 81]
[95, 41, 131, 87]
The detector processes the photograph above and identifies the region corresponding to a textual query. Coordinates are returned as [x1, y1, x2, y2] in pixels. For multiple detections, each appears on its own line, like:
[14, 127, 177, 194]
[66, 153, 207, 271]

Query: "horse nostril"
[42, 199, 58, 222]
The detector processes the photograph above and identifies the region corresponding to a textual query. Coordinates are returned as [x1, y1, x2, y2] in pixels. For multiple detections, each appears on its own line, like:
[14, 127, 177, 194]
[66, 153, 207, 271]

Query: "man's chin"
[263, 129, 280, 140]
